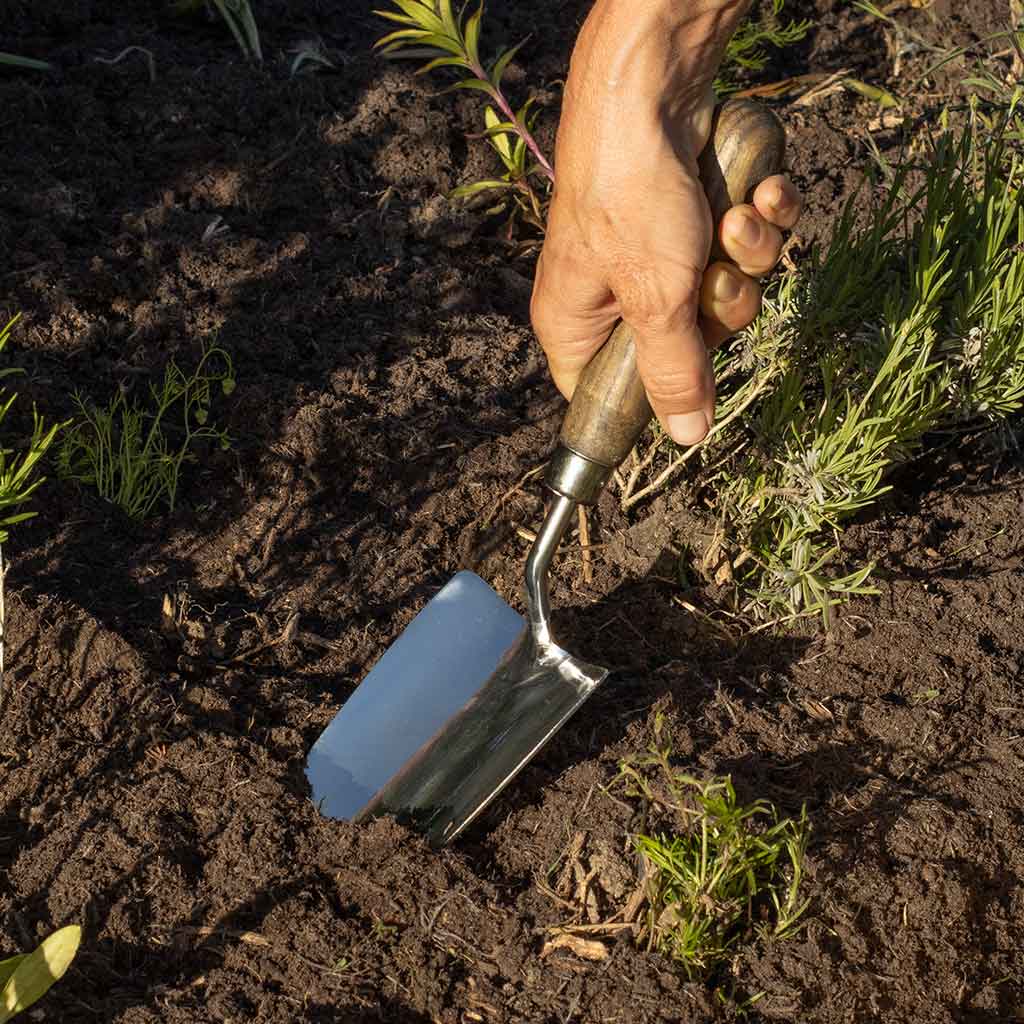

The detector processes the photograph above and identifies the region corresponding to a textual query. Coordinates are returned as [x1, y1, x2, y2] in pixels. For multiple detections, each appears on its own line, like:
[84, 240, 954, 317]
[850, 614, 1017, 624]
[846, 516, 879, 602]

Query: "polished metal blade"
[305, 568, 608, 846]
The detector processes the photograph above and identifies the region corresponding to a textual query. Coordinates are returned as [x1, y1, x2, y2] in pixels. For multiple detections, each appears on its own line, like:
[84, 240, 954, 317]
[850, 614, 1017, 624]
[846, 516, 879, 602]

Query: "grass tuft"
[57, 344, 235, 521]
[615, 714, 810, 983]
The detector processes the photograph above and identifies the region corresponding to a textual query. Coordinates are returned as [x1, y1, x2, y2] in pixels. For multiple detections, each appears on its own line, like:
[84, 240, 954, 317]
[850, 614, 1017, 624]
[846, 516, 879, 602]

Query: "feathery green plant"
[0, 316, 65, 689]
[615, 715, 810, 983]
[619, 100, 1024, 625]
[0, 926, 81, 1022]
[57, 344, 235, 520]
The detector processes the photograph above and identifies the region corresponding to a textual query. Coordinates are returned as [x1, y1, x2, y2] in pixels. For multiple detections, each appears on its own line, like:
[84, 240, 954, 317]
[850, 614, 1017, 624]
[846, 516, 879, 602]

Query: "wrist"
[565, 0, 749, 155]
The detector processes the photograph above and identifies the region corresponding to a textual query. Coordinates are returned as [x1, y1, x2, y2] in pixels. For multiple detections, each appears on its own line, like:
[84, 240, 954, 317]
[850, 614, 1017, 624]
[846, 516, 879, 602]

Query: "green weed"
[615, 715, 810, 982]
[0, 925, 81, 1022]
[57, 344, 235, 521]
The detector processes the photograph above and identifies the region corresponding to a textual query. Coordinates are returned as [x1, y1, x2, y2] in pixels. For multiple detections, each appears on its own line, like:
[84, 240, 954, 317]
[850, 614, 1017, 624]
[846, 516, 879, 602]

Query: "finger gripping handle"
[555, 99, 787, 477]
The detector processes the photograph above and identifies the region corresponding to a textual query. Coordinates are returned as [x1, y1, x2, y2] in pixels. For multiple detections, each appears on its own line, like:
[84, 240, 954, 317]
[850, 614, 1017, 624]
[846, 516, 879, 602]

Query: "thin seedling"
[57, 344, 235, 521]
[374, 0, 808, 248]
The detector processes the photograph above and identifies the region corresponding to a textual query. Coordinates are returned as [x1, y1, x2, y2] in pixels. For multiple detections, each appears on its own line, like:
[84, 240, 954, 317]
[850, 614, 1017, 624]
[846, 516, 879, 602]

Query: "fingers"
[701, 175, 802, 344]
[717, 175, 801, 275]
[753, 174, 803, 229]
[699, 263, 761, 350]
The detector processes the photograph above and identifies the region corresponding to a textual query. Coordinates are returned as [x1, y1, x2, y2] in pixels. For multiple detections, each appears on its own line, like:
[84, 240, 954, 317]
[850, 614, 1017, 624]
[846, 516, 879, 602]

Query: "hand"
[530, 0, 803, 446]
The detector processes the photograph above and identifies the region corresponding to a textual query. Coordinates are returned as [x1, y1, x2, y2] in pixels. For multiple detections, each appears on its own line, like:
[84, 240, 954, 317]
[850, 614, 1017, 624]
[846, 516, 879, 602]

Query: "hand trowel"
[306, 100, 786, 848]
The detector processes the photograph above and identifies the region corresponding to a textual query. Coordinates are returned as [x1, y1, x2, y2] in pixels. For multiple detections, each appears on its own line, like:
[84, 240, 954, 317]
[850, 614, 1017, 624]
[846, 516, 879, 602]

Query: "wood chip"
[539, 932, 609, 961]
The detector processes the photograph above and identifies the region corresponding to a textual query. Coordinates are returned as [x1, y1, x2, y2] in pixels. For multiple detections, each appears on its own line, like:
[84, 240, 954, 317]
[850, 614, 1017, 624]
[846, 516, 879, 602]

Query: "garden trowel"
[306, 100, 786, 848]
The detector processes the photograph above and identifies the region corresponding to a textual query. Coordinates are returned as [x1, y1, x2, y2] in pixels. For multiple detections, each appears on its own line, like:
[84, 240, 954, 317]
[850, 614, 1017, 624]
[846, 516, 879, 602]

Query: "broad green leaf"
[464, 5, 484, 66]
[0, 52, 52, 71]
[489, 37, 527, 89]
[0, 926, 81, 1023]
[0, 957, 25, 993]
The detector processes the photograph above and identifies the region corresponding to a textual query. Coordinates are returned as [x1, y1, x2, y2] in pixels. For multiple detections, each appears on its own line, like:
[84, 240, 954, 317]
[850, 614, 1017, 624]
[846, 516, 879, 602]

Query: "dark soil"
[2, 1, 1022, 1022]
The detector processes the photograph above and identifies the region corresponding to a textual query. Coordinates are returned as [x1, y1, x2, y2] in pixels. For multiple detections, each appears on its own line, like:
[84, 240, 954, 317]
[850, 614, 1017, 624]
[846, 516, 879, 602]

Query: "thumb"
[624, 270, 716, 447]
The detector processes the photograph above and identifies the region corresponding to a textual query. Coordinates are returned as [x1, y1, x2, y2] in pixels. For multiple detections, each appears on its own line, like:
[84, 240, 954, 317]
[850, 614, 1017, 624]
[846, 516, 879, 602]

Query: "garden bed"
[1, 1, 1022, 1021]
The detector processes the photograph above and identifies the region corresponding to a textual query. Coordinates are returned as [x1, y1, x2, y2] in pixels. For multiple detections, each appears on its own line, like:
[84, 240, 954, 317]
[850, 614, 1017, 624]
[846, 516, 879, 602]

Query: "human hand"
[530, 0, 803, 446]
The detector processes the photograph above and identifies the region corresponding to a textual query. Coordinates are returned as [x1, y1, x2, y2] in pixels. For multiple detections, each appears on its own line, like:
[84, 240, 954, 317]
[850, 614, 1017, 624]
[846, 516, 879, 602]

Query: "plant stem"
[473, 61, 555, 182]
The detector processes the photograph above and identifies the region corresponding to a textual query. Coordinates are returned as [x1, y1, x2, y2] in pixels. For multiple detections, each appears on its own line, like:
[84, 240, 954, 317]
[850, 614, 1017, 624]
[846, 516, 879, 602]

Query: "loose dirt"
[1, 1, 1021, 1021]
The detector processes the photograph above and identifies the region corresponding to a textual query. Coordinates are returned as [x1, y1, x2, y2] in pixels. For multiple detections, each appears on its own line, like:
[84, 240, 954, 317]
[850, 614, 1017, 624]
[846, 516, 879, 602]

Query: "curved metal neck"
[524, 493, 577, 646]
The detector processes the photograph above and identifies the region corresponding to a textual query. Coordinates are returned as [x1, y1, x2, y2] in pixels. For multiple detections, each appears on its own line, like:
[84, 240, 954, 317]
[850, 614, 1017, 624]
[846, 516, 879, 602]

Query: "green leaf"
[489, 37, 527, 89]
[484, 106, 513, 162]
[436, 0, 459, 38]
[447, 78, 496, 96]
[450, 180, 515, 200]
[0, 926, 81, 1023]
[415, 55, 470, 74]
[372, 10, 419, 27]
[842, 77, 899, 108]
[464, 5, 484, 66]
[381, 0, 445, 34]
[374, 27, 432, 49]
[0, 52, 52, 70]
[0, 958, 25, 994]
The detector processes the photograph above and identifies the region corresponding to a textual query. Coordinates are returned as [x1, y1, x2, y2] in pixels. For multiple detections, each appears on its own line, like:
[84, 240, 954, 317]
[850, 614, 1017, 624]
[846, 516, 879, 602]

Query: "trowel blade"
[305, 570, 608, 847]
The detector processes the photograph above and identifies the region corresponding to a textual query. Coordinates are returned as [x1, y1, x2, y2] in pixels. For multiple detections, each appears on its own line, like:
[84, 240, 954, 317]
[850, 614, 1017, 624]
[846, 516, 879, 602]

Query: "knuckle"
[617, 267, 703, 332]
[642, 367, 708, 409]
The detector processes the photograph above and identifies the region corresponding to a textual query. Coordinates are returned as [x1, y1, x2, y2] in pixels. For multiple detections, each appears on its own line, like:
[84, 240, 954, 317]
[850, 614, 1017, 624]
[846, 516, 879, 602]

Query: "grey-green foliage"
[699, 100, 1024, 624]
[0, 317, 63, 544]
[0, 926, 81, 1022]
[57, 344, 235, 520]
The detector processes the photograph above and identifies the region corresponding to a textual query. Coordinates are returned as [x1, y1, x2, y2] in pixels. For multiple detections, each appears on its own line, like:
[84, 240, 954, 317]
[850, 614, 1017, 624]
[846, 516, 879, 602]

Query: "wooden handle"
[557, 99, 787, 470]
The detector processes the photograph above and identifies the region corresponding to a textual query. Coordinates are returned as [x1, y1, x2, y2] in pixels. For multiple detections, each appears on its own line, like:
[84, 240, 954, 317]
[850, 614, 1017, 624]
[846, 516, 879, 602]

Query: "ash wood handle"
[557, 99, 787, 470]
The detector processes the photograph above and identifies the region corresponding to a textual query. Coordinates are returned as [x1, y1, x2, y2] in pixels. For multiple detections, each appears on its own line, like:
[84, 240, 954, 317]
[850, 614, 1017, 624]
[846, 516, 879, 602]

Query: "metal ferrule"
[544, 444, 611, 506]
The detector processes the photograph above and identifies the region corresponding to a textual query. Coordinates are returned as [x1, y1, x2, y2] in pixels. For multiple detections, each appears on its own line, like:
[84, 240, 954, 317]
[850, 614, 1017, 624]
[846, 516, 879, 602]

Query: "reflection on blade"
[358, 627, 607, 847]
[305, 568, 609, 847]
[305, 571, 525, 821]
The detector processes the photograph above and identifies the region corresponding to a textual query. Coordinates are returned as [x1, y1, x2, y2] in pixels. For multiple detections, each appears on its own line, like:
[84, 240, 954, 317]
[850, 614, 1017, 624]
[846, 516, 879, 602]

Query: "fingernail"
[733, 212, 760, 248]
[667, 411, 710, 446]
[712, 268, 743, 304]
